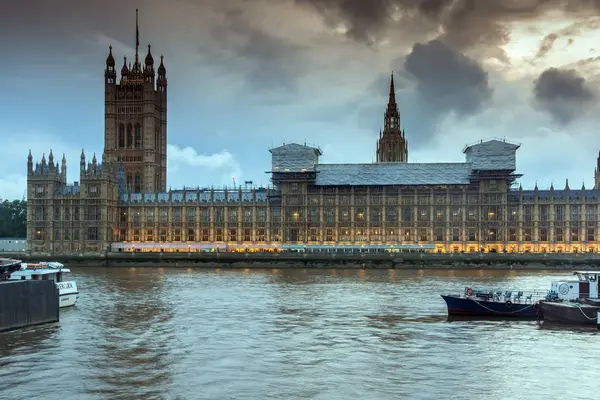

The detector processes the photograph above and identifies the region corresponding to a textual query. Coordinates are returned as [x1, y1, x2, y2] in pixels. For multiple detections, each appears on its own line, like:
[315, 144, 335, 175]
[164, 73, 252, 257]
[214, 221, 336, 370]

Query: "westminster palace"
[25, 13, 600, 255]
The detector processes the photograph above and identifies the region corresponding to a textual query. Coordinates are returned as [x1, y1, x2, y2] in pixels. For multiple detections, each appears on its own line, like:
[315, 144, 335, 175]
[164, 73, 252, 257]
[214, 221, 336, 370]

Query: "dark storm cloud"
[533, 68, 597, 123]
[294, 0, 600, 51]
[1, 0, 306, 95]
[404, 39, 492, 116]
[205, 11, 308, 95]
[352, 40, 492, 150]
[292, 0, 398, 44]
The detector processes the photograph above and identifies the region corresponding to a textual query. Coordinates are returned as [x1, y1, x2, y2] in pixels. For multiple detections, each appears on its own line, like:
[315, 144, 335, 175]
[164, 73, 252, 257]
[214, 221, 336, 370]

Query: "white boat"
[10, 261, 79, 308]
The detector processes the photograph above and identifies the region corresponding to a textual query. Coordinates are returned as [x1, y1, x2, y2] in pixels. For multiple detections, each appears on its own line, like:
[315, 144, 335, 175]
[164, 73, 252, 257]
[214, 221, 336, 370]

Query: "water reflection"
[81, 267, 175, 398]
[0, 267, 598, 400]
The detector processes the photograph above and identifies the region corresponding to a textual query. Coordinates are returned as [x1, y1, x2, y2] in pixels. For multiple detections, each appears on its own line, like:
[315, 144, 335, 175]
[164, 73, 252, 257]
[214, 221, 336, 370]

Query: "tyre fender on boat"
[505, 300, 513, 307]
[465, 287, 473, 296]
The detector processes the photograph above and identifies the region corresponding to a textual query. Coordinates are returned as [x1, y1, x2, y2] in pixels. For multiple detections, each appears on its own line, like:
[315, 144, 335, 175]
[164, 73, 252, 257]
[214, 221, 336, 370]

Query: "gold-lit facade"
[25, 15, 600, 255]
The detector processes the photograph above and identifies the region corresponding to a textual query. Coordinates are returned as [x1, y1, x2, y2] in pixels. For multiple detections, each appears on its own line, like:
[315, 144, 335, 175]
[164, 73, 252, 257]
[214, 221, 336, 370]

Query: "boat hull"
[539, 301, 600, 325]
[441, 295, 539, 318]
[57, 281, 78, 308]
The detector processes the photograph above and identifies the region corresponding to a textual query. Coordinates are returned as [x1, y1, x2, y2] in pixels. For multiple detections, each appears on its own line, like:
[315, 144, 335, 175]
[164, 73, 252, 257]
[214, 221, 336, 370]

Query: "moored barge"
[538, 271, 600, 325]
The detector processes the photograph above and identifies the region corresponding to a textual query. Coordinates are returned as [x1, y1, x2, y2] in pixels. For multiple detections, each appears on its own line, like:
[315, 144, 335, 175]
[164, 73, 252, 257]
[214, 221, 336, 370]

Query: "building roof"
[314, 162, 472, 186]
[463, 139, 519, 171]
[269, 143, 322, 172]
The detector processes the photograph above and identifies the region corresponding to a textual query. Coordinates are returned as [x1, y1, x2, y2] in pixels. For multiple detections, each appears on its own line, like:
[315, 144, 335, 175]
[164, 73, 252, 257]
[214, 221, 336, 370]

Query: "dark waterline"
[0, 267, 597, 400]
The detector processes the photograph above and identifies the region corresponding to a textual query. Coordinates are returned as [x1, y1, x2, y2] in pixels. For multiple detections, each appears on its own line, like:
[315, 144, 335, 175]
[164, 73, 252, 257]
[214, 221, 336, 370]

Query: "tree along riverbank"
[5, 251, 600, 269]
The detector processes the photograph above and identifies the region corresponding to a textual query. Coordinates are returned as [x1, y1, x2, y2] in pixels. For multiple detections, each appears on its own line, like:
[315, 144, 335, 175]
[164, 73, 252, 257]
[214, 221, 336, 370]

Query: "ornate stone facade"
[25, 13, 600, 255]
[376, 74, 408, 163]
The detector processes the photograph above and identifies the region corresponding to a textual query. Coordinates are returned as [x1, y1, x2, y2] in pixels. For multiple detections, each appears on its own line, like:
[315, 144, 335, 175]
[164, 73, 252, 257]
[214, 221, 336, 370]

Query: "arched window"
[118, 124, 125, 148]
[126, 124, 133, 148]
[134, 124, 141, 148]
[155, 128, 159, 151]
[126, 174, 133, 190]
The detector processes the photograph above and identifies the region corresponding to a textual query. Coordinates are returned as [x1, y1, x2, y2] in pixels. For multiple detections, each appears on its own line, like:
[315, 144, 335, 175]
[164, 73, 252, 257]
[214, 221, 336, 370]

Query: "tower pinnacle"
[376, 72, 407, 163]
[389, 72, 395, 106]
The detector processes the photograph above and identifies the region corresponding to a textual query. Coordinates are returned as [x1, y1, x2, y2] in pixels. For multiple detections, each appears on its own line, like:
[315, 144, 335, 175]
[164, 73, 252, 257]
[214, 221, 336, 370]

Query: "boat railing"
[465, 287, 553, 303]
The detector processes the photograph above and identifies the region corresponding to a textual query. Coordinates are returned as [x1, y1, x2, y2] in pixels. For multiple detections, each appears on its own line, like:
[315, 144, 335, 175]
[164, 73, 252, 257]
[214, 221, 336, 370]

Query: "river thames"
[0, 267, 598, 400]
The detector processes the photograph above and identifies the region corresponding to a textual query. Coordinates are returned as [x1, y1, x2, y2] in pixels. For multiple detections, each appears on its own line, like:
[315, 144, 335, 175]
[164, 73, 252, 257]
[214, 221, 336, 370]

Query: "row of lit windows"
[113, 226, 598, 244]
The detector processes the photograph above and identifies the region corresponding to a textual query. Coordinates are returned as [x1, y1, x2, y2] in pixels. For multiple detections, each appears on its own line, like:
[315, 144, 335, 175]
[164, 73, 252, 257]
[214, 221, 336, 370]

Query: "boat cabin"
[548, 271, 600, 301]
[12, 263, 71, 284]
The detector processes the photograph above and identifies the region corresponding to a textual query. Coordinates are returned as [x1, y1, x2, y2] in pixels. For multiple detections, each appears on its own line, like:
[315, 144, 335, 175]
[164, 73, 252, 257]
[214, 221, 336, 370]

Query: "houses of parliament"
[26, 14, 600, 255]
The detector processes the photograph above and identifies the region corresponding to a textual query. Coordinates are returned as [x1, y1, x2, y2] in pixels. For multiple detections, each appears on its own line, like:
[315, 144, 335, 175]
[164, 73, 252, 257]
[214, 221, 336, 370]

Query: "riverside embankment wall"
[0, 280, 59, 332]
[6, 252, 600, 270]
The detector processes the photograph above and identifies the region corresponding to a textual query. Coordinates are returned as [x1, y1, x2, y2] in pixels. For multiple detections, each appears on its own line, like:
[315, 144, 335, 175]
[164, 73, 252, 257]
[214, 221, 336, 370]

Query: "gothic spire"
[389, 72, 396, 106]
[158, 54, 166, 75]
[145, 44, 154, 66]
[106, 45, 115, 67]
[121, 56, 129, 76]
[383, 72, 400, 132]
[376, 71, 407, 163]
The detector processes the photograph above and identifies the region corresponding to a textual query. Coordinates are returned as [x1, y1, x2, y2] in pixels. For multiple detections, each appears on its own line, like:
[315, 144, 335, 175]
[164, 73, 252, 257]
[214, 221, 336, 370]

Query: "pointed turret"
[105, 45, 116, 84]
[158, 55, 166, 75]
[106, 45, 115, 67]
[157, 54, 167, 92]
[384, 72, 399, 130]
[27, 149, 33, 174]
[48, 149, 54, 167]
[550, 182, 554, 191]
[534, 181, 538, 191]
[582, 182, 586, 190]
[61, 153, 67, 182]
[376, 72, 407, 163]
[388, 72, 396, 108]
[80, 149, 86, 173]
[595, 151, 600, 189]
[565, 178, 570, 190]
[121, 56, 129, 80]
[144, 44, 155, 83]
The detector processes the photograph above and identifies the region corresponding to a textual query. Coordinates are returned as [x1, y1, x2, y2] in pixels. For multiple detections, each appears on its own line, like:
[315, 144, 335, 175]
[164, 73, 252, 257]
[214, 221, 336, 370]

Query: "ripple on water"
[0, 268, 598, 400]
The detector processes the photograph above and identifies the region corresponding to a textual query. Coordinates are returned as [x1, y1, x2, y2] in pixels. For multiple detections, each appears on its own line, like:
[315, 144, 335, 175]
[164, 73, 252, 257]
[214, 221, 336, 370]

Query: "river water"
[0, 267, 598, 400]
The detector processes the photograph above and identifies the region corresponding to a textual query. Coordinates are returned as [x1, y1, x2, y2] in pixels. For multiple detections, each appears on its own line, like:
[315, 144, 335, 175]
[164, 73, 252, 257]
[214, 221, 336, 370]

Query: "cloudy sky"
[2, 0, 600, 199]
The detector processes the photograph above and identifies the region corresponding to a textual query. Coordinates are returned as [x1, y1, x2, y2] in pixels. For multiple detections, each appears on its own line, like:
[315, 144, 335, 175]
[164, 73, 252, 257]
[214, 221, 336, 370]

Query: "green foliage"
[0, 200, 27, 238]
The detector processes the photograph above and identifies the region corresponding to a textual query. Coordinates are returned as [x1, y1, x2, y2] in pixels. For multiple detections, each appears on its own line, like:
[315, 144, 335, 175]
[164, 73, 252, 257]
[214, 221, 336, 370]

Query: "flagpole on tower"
[135, 8, 139, 57]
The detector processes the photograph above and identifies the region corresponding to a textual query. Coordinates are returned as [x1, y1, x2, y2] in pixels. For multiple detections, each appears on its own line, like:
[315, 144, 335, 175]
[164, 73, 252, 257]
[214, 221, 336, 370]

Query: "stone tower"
[376, 73, 408, 163]
[104, 9, 167, 193]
